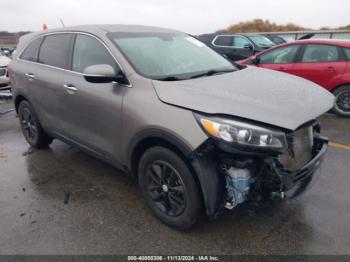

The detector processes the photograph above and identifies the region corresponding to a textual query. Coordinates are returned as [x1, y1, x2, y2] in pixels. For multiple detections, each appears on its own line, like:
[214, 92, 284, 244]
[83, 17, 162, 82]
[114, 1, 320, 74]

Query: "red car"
[239, 39, 350, 117]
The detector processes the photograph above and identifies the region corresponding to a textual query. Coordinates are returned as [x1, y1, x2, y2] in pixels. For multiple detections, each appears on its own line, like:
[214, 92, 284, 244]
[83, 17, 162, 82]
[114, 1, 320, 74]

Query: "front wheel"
[332, 85, 350, 117]
[138, 147, 201, 230]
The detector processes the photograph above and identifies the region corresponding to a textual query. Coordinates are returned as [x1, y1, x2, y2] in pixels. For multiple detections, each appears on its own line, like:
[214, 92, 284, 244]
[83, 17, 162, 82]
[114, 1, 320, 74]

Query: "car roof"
[201, 33, 264, 37]
[15, 24, 185, 57]
[250, 39, 350, 58]
[278, 39, 350, 48]
[37, 24, 184, 35]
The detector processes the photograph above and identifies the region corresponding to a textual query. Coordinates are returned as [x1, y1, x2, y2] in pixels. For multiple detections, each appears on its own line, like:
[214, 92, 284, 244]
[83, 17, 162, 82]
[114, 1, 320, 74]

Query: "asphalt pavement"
[0, 99, 349, 255]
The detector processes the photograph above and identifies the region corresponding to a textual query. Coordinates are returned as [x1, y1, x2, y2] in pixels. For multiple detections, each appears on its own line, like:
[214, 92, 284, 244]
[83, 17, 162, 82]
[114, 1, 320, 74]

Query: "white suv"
[0, 50, 11, 90]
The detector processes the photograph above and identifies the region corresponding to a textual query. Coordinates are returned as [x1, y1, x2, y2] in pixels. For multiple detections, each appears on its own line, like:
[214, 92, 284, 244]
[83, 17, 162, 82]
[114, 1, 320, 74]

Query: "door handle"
[25, 73, 35, 79]
[278, 67, 287, 71]
[63, 84, 78, 94]
[326, 66, 336, 72]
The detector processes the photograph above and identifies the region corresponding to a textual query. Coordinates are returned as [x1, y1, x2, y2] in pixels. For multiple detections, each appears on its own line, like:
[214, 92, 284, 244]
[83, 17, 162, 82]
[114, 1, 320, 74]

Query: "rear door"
[34, 34, 74, 131]
[14, 34, 74, 131]
[10, 37, 42, 94]
[256, 44, 300, 74]
[59, 33, 126, 161]
[292, 44, 347, 89]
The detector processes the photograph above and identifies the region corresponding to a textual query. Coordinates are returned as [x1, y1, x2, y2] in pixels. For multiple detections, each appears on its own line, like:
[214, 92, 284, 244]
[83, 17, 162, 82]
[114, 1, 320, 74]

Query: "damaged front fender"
[190, 133, 328, 217]
[191, 145, 225, 217]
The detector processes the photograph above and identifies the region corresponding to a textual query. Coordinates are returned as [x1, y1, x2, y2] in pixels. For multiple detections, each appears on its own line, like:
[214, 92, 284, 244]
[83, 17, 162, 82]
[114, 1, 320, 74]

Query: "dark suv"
[197, 33, 276, 61]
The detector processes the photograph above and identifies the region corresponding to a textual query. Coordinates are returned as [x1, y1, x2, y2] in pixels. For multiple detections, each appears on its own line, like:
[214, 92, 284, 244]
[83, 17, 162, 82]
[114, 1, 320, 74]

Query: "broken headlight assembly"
[194, 113, 288, 150]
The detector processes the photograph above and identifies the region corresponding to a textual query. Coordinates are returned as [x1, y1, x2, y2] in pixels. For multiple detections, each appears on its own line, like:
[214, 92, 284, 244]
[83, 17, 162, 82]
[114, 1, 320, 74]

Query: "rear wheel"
[138, 147, 201, 230]
[18, 100, 53, 148]
[332, 85, 350, 117]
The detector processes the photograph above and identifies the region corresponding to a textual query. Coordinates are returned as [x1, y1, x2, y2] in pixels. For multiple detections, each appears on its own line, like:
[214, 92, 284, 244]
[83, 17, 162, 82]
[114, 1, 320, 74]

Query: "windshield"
[249, 36, 275, 48]
[109, 32, 235, 80]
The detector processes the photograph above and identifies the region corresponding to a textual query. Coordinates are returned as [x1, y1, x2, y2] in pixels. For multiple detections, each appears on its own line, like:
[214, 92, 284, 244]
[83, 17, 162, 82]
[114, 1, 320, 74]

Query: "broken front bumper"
[191, 135, 328, 216]
[274, 136, 328, 197]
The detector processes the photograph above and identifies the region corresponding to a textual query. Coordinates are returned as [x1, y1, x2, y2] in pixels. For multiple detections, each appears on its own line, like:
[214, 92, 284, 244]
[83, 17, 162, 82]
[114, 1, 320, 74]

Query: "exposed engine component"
[224, 166, 252, 209]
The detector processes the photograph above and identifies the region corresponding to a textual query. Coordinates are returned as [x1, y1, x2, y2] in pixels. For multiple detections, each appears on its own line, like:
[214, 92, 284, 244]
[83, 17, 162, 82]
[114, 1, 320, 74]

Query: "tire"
[332, 85, 350, 117]
[138, 146, 201, 230]
[18, 100, 53, 148]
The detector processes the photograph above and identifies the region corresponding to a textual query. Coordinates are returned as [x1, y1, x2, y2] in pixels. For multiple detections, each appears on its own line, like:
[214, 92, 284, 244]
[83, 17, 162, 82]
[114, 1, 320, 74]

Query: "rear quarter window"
[20, 37, 43, 62]
[213, 36, 233, 47]
[38, 34, 73, 69]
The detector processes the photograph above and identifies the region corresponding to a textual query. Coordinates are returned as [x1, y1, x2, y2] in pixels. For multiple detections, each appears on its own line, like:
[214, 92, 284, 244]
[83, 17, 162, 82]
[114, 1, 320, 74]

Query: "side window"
[271, 36, 285, 45]
[20, 37, 43, 62]
[213, 36, 233, 47]
[38, 34, 73, 69]
[259, 45, 299, 64]
[72, 34, 118, 73]
[301, 45, 339, 63]
[232, 36, 251, 48]
[344, 48, 350, 60]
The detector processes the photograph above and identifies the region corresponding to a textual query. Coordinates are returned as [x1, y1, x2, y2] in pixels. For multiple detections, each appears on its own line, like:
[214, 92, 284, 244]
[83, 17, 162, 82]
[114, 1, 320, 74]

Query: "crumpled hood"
[152, 66, 335, 130]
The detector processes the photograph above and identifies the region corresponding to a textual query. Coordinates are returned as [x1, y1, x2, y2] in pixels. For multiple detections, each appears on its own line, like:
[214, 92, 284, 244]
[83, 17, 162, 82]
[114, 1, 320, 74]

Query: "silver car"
[10, 25, 334, 229]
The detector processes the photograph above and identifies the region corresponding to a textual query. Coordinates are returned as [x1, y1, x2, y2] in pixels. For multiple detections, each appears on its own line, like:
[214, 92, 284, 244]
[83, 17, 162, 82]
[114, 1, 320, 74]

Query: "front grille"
[279, 125, 314, 171]
[0, 68, 6, 77]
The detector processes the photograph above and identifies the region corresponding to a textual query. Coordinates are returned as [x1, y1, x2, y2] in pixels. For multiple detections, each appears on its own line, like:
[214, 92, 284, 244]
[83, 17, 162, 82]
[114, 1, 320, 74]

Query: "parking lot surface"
[0, 99, 350, 255]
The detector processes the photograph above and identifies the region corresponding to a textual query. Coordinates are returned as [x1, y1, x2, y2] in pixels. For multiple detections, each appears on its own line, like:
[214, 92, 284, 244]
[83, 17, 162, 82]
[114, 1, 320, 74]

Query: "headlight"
[194, 113, 287, 150]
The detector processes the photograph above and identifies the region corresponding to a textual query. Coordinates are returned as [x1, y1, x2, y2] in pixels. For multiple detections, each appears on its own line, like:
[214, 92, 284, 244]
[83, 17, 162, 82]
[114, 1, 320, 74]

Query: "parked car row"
[197, 33, 277, 61]
[0, 47, 16, 57]
[9, 25, 334, 229]
[196, 32, 350, 117]
[196, 33, 315, 62]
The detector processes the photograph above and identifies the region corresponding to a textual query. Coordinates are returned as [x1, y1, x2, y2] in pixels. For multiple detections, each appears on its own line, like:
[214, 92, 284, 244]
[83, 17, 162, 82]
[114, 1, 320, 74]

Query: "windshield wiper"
[154, 76, 184, 81]
[154, 68, 236, 81]
[190, 69, 235, 79]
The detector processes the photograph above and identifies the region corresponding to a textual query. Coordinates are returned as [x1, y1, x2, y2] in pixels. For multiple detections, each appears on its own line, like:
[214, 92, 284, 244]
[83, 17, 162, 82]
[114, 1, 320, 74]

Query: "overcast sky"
[1, 0, 349, 34]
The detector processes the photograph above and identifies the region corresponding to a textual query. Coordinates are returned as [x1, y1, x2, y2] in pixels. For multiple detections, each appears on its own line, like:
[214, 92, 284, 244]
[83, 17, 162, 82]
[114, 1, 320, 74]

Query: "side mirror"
[83, 64, 126, 84]
[243, 44, 254, 50]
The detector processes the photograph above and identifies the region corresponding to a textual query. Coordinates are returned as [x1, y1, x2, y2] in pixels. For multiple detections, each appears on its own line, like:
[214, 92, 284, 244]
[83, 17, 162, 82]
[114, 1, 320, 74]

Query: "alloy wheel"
[335, 90, 350, 113]
[145, 160, 186, 217]
[19, 107, 38, 143]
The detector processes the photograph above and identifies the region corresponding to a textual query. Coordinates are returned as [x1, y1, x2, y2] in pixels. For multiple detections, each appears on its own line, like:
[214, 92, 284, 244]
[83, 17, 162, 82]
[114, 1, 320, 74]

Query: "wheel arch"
[14, 93, 30, 113]
[329, 83, 350, 93]
[127, 128, 210, 214]
[127, 128, 194, 177]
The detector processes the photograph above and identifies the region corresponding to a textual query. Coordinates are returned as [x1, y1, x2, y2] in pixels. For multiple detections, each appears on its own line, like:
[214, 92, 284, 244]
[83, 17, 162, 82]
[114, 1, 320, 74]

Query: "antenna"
[60, 18, 65, 27]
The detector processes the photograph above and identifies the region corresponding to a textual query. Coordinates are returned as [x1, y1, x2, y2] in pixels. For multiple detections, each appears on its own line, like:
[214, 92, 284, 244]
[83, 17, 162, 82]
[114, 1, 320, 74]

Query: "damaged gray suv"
[10, 25, 334, 229]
